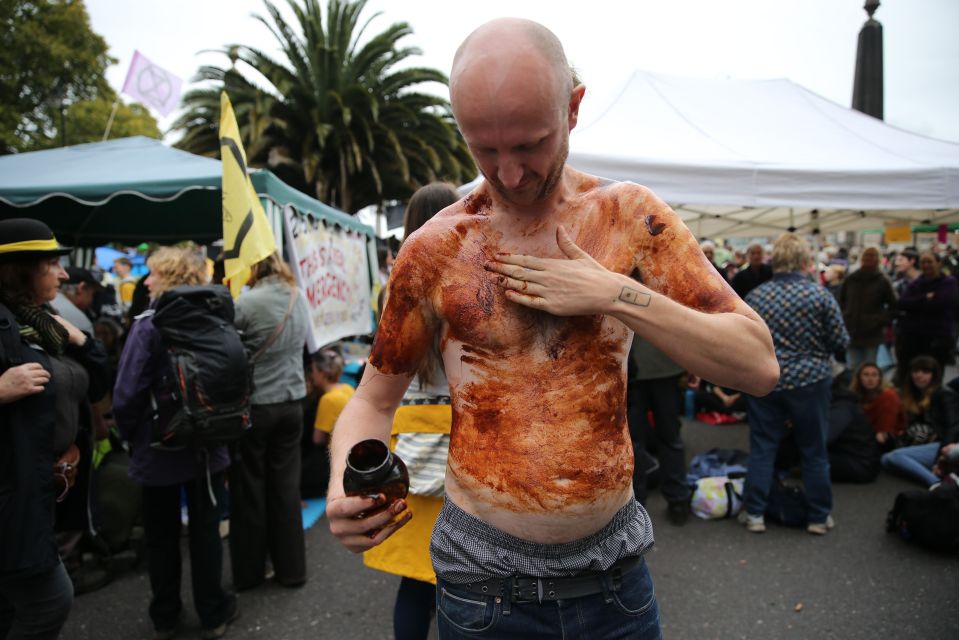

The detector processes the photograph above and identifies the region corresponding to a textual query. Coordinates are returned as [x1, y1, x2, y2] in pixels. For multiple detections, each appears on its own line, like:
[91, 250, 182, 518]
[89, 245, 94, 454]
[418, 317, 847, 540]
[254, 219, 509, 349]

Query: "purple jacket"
[898, 274, 959, 339]
[113, 311, 229, 486]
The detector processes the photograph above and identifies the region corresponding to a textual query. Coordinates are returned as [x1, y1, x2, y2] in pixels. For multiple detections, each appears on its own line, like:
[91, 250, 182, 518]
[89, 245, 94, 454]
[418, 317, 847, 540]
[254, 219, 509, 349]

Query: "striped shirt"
[746, 272, 849, 391]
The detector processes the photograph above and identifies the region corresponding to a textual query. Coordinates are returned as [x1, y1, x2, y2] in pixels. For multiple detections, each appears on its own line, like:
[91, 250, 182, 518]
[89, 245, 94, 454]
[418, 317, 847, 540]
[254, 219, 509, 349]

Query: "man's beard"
[487, 136, 569, 207]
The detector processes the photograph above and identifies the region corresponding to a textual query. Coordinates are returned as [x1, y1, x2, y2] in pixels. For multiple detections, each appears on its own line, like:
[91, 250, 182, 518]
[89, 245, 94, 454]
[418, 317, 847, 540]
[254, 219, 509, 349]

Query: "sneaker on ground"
[806, 515, 836, 536]
[738, 510, 766, 533]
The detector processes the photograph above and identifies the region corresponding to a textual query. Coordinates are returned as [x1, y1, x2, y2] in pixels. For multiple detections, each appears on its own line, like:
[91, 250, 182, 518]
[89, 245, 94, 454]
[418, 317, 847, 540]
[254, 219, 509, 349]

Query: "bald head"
[451, 18, 574, 115]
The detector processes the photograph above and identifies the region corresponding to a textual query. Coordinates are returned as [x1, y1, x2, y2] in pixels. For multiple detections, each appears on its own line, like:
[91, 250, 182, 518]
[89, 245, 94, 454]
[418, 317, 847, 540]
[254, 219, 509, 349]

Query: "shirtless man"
[327, 18, 779, 639]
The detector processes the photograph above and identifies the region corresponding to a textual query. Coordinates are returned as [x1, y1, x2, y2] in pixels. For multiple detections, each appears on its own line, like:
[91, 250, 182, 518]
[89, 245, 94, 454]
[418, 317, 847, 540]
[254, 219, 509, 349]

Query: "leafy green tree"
[0, 0, 116, 153]
[171, 0, 474, 213]
[67, 97, 162, 143]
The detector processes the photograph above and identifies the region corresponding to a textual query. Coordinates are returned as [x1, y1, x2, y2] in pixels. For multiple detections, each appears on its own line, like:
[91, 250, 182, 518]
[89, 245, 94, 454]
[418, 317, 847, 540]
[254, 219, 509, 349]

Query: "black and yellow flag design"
[220, 91, 276, 298]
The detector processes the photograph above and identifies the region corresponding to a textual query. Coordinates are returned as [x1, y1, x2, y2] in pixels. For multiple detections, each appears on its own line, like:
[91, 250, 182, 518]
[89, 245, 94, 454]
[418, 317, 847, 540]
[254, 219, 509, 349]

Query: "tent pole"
[102, 96, 121, 141]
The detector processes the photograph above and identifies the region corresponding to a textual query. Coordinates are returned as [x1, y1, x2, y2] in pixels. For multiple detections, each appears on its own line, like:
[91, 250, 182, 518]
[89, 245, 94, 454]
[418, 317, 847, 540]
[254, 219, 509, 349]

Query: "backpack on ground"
[886, 481, 959, 553]
[764, 476, 809, 527]
[150, 285, 252, 448]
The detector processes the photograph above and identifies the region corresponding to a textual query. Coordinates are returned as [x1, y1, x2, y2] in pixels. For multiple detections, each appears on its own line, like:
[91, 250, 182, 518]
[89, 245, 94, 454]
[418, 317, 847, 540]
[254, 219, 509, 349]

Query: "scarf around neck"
[11, 302, 69, 356]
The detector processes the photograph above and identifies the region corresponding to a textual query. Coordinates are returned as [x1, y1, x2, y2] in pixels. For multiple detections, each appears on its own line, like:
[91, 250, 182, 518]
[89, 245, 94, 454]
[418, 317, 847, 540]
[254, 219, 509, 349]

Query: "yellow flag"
[219, 91, 276, 298]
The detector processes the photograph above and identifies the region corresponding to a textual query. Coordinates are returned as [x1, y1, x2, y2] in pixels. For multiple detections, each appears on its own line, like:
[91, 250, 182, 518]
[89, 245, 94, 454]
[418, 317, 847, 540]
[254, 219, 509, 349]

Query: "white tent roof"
[567, 70, 959, 238]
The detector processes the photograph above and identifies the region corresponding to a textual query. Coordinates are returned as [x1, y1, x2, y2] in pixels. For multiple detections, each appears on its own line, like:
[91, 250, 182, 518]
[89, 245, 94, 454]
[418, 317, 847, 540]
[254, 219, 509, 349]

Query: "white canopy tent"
[561, 71, 959, 239]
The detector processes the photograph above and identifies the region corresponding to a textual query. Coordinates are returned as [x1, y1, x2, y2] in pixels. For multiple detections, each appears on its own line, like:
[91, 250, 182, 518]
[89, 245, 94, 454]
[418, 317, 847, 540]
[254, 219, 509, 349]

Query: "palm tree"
[171, 0, 474, 213]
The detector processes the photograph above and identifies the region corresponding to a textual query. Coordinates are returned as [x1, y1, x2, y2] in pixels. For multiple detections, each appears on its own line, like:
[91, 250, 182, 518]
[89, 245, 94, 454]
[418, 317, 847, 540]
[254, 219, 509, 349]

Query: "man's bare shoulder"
[401, 193, 486, 248]
[569, 172, 679, 238]
[568, 171, 659, 209]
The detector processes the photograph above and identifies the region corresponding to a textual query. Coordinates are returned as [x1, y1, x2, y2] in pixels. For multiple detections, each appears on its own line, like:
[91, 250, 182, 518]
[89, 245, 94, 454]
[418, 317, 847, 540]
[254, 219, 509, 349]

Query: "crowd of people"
[0, 178, 468, 639]
[634, 235, 959, 538]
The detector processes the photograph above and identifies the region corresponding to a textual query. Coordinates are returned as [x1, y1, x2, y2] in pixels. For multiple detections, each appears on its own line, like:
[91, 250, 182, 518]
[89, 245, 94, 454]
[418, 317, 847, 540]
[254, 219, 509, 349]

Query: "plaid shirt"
[746, 273, 849, 391]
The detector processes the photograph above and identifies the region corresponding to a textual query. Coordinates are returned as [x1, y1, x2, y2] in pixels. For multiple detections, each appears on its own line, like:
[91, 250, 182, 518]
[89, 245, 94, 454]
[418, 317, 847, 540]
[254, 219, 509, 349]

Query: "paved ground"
[62, 419, 958, 640]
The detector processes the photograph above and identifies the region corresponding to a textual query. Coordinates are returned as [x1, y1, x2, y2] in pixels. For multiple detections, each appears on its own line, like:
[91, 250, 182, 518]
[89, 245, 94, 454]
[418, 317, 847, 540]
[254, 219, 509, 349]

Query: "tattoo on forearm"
[619, 287, 651, 307]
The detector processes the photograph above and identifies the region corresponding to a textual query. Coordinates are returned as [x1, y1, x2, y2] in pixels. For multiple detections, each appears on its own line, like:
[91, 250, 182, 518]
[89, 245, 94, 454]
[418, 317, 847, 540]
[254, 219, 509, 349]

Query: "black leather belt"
[451, 555, 641, 604]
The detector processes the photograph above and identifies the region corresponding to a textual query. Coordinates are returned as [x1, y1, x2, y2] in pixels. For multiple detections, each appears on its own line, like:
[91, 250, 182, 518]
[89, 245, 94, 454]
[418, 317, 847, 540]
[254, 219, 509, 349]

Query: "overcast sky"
[87, 0, 959, 144]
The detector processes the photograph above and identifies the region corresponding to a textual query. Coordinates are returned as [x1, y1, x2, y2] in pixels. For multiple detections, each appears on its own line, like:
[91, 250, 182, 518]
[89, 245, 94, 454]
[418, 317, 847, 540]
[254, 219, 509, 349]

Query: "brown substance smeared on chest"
[448, 312, 631, 512]
[435, 189, 635, 512]
[376, 183, 653, 514]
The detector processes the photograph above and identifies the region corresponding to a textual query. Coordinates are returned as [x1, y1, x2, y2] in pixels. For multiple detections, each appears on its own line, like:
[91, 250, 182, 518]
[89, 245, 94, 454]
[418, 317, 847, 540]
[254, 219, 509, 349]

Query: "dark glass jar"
[343, 439, 409, 507]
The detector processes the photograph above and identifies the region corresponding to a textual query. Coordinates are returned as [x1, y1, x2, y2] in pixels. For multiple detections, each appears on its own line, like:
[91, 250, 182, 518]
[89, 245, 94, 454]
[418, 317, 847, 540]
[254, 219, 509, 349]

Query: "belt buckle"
[512, 579, 536, 604]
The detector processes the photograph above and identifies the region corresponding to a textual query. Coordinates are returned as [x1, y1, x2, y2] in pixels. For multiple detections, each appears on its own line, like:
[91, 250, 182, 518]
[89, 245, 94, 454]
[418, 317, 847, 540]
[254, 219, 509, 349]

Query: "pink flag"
[121, 50, 183, 117]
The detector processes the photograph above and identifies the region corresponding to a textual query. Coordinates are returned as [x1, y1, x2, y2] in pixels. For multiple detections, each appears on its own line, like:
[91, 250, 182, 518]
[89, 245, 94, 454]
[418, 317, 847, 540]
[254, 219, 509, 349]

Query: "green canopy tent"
[0, 136, 373, 247]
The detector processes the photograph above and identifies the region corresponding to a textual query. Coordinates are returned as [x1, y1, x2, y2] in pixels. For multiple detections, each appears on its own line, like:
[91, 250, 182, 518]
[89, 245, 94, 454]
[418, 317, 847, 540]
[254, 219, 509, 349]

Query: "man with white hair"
[326, 18, 778, 638]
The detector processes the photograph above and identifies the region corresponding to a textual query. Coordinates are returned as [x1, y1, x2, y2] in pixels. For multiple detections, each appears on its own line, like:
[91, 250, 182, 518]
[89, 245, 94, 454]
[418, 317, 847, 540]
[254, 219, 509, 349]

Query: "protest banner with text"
[284, 206, 373, 351]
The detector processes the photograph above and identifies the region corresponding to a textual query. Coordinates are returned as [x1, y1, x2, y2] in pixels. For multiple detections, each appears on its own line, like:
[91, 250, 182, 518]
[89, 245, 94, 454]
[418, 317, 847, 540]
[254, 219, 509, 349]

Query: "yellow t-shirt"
[313, 383, 355, 434]
[118, 280, 137, 305]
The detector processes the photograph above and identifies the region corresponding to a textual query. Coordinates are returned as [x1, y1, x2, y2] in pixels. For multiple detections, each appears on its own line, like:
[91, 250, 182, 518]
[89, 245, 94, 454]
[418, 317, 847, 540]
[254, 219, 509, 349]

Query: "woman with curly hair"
[113, 247, 237, 640]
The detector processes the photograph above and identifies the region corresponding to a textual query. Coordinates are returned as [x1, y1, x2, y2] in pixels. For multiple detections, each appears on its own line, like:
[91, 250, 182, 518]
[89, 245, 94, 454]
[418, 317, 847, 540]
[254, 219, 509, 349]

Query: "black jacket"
[839, 269, 896, 347]
[0, 302, 108, 576]
[906, 387, 956, 444]
[732, 263, 773, 299]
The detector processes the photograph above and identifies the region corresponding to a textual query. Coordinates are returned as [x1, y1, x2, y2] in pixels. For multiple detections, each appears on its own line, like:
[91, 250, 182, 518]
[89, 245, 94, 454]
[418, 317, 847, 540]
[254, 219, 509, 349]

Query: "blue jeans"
[744, 377, 833, 523]
[435, 558, 661, 639]
[846, 346, 879, 374]
[881, 443, 940, 487]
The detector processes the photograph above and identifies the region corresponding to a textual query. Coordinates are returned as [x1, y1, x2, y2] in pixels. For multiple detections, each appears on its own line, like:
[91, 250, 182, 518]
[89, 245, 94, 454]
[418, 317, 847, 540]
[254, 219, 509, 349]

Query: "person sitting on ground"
[898, 356, 952, 447]
[881, 356, 959, 487]
[849, 362, 904, 451]
[693, 378, 747, 417]
[778, 377, 881, 484]
[311, 348, 353, 447]
[112, 247, 237, 640]
[884, 356, 959, 483]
